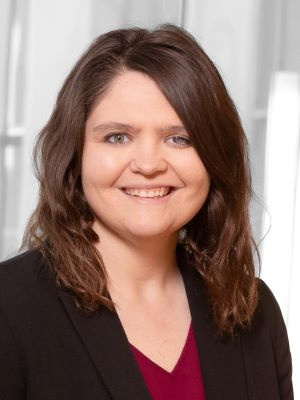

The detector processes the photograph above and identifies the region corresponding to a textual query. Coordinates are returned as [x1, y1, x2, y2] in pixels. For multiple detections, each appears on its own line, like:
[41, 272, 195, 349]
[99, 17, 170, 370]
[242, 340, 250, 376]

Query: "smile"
[119, 187, 177, 203]
[121, 187, 173, 198]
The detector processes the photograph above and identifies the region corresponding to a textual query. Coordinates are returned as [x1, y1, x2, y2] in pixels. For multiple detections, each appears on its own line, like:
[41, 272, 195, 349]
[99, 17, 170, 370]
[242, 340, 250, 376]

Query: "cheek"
[187, 163, 211, 207]
[190, 174, 211, 219]
[81, 148, 97, 187]
[192, 173, 211, 204]
[81, 145, 123, 189]
[185, 154, 210, 190]
[200, 169, 211, 190]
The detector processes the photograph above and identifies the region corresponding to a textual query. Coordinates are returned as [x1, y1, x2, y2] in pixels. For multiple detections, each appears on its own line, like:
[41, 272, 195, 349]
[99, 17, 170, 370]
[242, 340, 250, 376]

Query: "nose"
[129, 139, 168, 175]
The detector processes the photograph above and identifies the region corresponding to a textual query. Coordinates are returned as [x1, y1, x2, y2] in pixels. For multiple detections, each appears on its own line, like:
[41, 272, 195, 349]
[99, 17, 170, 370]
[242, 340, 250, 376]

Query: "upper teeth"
[124, 187, 171, 197]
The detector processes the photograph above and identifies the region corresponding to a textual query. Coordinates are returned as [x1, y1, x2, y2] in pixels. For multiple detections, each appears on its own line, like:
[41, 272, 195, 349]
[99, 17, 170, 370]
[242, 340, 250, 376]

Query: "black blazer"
[0, 250, 293, 399]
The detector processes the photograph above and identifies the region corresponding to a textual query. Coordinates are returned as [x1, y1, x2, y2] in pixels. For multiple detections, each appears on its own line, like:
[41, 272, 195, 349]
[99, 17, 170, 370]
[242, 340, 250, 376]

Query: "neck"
[92, 224, 181, 303]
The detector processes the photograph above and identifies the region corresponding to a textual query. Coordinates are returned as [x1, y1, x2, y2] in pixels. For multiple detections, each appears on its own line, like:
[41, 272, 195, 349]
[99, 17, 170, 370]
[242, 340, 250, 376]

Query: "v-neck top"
[129, 321, 206, 399]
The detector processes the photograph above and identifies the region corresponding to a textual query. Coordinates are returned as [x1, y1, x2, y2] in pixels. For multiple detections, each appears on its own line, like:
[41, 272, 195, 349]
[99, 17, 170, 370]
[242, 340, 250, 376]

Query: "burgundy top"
[129, 321, 206, 399]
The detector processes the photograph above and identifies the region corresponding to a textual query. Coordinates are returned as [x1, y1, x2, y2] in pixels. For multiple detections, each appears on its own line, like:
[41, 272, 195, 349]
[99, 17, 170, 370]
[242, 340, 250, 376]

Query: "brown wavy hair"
[21, 23, 260, 336]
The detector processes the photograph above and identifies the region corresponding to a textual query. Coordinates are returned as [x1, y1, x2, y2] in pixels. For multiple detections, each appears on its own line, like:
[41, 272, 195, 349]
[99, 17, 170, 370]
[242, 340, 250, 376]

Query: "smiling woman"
[0, 24, 293, 399]
[82, 70, 210, 252]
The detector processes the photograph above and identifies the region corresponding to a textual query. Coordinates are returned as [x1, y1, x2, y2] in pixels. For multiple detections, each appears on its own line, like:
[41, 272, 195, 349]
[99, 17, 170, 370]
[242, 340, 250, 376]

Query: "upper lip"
[120, 184, 177, 190]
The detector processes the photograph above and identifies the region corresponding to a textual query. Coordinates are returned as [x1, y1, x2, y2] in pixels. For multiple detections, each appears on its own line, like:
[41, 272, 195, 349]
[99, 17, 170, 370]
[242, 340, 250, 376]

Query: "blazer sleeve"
[260, 279, 294, 400]
[0, 307, 25, 399]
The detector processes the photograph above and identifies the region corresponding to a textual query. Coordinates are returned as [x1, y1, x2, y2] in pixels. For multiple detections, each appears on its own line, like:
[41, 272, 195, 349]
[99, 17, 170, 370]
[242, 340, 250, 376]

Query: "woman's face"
[82, 70, 210, 242]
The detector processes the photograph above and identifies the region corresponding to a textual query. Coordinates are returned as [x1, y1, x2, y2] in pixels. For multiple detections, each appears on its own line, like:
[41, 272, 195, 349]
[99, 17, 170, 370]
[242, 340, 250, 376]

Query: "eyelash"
[103, 132, 191, 147]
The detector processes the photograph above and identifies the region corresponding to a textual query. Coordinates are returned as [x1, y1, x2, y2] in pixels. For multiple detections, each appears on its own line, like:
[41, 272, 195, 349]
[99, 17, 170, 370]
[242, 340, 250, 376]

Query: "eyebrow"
[92, 122, 188, 134]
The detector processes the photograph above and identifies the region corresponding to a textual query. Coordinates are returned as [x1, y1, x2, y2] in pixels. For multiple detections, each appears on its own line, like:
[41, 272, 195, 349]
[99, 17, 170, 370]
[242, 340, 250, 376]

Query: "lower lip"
[119, 188, 177, 204]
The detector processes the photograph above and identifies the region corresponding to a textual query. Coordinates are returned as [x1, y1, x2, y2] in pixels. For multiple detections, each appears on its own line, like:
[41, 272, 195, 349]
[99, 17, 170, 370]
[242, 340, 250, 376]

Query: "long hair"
[21, 23, 260, 336]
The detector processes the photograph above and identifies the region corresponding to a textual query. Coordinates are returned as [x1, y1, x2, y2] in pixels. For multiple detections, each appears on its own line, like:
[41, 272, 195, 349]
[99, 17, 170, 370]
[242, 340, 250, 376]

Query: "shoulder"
[0, 249, 45, 278]
[0, 249, 59, 318]
[256, 277, 280, 309]
[246, 276, 289, 343]
[243, 277, 294, 399]
[0, 249, 53, 293]
[253, 277, 287, 336]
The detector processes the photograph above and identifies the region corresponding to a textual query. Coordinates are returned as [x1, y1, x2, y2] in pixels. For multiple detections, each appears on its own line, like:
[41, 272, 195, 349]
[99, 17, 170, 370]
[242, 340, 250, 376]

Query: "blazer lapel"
[179, 259, 249, 399]
[58, 290, 152, 400]
[58, 255, 248, 400]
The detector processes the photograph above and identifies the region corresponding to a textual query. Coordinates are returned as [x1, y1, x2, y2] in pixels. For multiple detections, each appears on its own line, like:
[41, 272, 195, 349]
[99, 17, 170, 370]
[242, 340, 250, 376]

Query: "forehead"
[87, 70, 186, 132]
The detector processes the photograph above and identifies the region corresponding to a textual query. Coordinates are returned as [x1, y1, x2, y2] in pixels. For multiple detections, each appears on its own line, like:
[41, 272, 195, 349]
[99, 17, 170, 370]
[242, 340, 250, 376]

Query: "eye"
[104, 132, 130, 144]
[167, 136, 191, 147]
[103, 133, 191, 147]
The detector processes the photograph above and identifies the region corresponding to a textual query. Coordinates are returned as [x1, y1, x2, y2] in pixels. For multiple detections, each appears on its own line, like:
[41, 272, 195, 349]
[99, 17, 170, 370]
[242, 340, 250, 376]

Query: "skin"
[82, 70, 210, 306]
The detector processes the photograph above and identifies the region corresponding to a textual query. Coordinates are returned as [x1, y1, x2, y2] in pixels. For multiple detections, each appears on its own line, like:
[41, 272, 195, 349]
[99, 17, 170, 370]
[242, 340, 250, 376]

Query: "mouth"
[119, 187, 177, 201]
[120, 187, 175, 197]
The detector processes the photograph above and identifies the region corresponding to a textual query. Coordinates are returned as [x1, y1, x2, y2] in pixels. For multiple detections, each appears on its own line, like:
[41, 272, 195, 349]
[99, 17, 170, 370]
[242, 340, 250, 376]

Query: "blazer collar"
[180, 260, 248, 399]
[58, 257, 248, 400]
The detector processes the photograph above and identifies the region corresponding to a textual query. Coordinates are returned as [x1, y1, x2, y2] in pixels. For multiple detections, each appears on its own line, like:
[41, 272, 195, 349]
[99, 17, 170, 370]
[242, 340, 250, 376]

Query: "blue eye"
[168, 136, 191, 147]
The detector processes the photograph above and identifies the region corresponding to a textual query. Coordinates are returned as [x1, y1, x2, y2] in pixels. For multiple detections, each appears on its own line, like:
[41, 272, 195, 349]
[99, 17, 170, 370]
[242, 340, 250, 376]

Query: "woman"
[0, 23, 293, 399]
